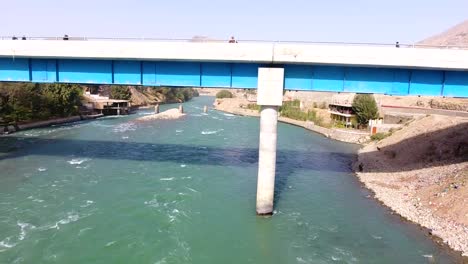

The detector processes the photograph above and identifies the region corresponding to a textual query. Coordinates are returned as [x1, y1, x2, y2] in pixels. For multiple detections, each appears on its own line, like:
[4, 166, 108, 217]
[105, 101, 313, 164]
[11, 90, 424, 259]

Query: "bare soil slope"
[418, 19, 468, 47]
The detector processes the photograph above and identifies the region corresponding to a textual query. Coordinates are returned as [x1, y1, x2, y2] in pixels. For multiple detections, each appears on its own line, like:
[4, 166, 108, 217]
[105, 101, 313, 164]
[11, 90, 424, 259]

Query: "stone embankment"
[1, 114, 103, 134]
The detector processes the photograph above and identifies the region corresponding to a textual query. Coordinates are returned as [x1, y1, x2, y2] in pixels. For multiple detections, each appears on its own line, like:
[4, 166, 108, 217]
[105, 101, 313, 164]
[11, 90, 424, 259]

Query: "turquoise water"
[0, 96, 461, 263]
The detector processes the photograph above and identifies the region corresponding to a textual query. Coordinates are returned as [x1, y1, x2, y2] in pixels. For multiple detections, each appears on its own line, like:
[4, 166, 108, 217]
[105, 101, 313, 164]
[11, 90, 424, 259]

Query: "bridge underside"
[0, 58, 467, 97]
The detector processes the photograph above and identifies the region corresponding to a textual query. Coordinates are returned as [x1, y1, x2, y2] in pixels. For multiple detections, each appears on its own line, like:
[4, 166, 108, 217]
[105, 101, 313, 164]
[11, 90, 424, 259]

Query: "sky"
[1, 0, 467, 44]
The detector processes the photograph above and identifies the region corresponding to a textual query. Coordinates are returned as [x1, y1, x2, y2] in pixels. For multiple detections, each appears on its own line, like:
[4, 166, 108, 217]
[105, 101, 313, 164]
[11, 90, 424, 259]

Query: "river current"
[0, 96, 461, 263]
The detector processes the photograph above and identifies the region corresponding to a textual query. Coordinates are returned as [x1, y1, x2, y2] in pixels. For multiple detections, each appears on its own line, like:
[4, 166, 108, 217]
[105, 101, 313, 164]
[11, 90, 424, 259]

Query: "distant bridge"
[0, 38, 467, 97]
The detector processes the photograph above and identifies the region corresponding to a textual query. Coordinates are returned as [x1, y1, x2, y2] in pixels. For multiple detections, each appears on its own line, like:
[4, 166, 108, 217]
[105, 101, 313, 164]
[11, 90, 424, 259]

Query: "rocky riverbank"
[356, 115, 468, 256]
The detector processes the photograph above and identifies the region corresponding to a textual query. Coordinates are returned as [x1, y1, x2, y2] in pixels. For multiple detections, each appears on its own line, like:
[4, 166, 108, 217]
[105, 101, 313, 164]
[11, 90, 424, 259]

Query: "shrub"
[246, 103, 261, 111]
[319, 102, 327, 109]
[352, 94, 379, 126]
[216, 90, 233, 99]
[370, 132, 389, 141]
[279, 100, 324, 124]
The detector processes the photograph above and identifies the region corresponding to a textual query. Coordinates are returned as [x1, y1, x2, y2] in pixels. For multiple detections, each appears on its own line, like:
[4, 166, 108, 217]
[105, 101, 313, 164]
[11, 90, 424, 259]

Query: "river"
[0, 96, 462, 263]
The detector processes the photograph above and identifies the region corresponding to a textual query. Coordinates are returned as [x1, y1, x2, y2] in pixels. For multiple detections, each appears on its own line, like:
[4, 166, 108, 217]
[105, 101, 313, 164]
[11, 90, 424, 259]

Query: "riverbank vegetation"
[0, 82, 82, 126]
[245, 100, 327, 126]
[352, 94, 379, 125]
[279, 100, 327, 126]
[0, 82, 200, 127]
[216, 90, 233, 99]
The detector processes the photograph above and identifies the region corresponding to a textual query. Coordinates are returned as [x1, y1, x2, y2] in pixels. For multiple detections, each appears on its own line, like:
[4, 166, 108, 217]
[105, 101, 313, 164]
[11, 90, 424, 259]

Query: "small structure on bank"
[93, 99, 131, 115]
[83, 91, 131, 116]
[328, 94, 357, 127]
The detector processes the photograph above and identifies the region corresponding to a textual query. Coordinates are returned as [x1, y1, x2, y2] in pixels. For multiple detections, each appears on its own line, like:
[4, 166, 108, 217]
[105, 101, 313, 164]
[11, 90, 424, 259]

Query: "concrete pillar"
[256, 105, 279, 215]
[203, 105, 208, 113]
[178, 104, 184, 114]
[154, 104, 160, 114]
[256, 67, 284, 215]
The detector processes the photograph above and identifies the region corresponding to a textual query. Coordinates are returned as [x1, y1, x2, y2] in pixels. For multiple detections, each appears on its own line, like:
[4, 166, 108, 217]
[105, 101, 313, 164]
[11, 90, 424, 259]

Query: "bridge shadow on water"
[0, 136, 356, 204]
[1, 122, 465, 205]
[0, 123, 468, 203]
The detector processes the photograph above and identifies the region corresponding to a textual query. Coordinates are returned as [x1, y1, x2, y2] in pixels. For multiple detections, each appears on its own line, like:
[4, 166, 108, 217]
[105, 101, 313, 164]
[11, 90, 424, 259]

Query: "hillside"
[92, 85, 198, 106]
[418, 19, 468, 47]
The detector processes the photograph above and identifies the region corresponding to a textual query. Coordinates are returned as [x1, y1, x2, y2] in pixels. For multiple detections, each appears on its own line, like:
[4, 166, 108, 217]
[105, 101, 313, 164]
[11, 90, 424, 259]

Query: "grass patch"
[246, 103, 261, 111]
[370, 132, 391, 141]
[279, 100, 327, 126]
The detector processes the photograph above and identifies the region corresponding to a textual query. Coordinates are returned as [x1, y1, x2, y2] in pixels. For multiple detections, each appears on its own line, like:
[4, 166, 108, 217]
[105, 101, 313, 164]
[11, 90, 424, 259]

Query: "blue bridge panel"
[312, 66, 344, 92]
[232, 63, 258, 89]
[1, 56, 468, 98]
[284, 65, 313, 90]
[142, 62, 157, 85]
[114, 61, 141, 85]
[443, 71, 468, 97]
[156, 62, 200, 87]
[0, 58, 30, 82]
[344, 67, 393, 94]
[201, 63, 231, 88]
[31, 59, 57, 83]
[409, 70, 444, 96]
[58, 60, 112, 84]
[389, 69, 411, 95]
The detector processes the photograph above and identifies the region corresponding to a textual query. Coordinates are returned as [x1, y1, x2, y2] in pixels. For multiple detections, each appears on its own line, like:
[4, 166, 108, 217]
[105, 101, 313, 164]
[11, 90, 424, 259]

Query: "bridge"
[1, 38, 467, 215]
[1, 39, 468, 96]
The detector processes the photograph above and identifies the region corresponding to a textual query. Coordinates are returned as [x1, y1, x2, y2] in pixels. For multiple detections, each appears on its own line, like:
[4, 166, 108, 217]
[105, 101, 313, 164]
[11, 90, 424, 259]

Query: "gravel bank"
[356, 115, 468, 256]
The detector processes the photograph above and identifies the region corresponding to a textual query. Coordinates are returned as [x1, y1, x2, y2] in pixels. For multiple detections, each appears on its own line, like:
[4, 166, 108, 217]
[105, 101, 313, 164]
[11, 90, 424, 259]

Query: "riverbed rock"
[136, 108, 186, 121]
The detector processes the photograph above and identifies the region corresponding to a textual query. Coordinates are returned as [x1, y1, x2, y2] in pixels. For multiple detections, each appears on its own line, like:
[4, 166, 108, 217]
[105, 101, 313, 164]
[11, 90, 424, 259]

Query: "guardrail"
[0, 36, 467, 49]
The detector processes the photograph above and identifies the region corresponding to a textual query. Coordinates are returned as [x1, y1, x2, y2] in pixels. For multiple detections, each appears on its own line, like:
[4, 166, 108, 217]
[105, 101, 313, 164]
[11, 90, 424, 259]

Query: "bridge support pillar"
[256, 67, 284, 215]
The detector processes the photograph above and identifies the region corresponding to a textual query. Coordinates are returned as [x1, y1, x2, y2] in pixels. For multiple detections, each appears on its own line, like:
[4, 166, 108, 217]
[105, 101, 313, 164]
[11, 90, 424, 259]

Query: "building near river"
[83, 91, 131, 116]
[328, 94, 357, 127]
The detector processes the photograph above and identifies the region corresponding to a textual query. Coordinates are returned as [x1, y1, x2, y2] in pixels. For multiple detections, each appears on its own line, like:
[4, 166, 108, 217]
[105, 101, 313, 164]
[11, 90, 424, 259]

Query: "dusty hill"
[357, 115, 468, 255]
[418, 19, 468, 47]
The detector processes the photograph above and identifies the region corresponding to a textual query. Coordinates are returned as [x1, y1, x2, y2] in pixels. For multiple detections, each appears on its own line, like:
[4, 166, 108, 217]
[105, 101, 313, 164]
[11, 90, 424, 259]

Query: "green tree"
[352, 94, 379, 126]
[109, 86, 132, 100]
[0, 82, 82, 124]
[41, 83, 82, 117]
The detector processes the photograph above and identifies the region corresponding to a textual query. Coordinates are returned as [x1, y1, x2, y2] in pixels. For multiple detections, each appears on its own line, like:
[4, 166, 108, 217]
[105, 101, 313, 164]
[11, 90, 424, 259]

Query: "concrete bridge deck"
[1, 40, 467, 70]
[0, 39, 467, 97]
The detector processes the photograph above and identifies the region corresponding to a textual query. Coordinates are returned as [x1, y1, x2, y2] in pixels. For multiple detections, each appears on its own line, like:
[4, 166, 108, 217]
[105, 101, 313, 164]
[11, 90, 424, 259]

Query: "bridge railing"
[1, 36, 467, 50]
